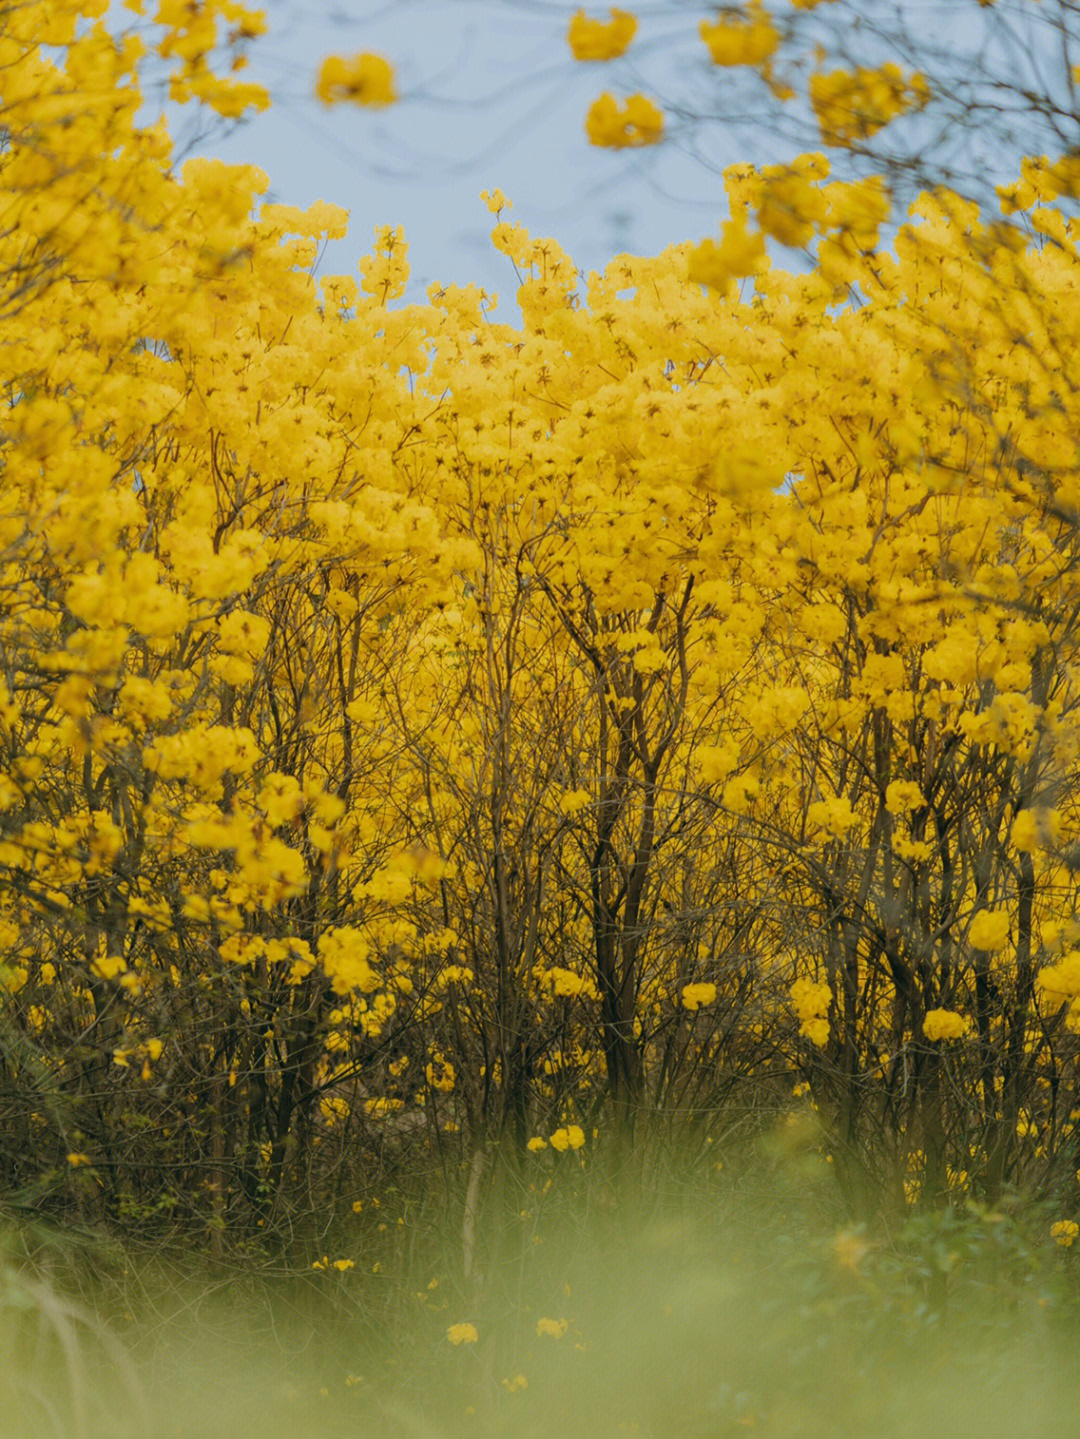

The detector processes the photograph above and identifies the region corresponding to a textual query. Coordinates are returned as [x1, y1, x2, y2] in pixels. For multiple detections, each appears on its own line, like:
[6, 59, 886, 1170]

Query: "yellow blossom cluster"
[809, 63, 930, 147]
[699, 2, 780, 67]
[681, 983, 718, 1011]
[923, 1009, 969, 1043]
[567, 8, 637, 61]
[791, 979, 831, 1047]
[549, 1126, 586, 1152]
[585, 92, 665, 147]
[315, 52, 396, 107]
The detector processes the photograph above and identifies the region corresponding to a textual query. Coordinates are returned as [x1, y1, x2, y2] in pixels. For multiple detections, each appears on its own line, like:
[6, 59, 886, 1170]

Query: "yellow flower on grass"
[315, 53, 396, 107]
[527, 1136, 548, 1152]
[1051, 1220, 1079, 1247]
[447, 1322, 479, 1345]
[536, 1316, 569, 1338]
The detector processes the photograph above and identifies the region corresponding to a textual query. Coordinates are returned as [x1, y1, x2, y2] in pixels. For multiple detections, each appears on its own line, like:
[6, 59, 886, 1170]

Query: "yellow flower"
[810, 63, 930, 147]
[806, 794, 859, 839]
[681, 982, 718, 1011]
[699, 2, 779, 67]
[549, 1125, 586, 1151]
[585, 92, 664, 148]
[447, 1322, 479, 1345]
[696, 741, 741, 783]
[315, 53, 396, 107]
[791, 977, 831, 1046]
[687, 218, 767, 294]
[90, 954, 127, 980]
[1051, 1220, 1079, 1247]
[885, 780, 925, 815]
[721, 774, 759, 813]
[968, 910, 1010, 952]
[527, 1136, 548, 1152]
[425, 1053, 456, 1092]
[1010, 808, 1060, 853]
[567, 8, 637, 61]
[332, 1258, 355, 1271]
[923, 1009, 969, 1042]
[320, 1095, 350, 1126]
[536, 1316, 569, 1338]
[800, 1016, 830, 1047]
[541, 966, 600, 1001]
[558, 788, 592, 816]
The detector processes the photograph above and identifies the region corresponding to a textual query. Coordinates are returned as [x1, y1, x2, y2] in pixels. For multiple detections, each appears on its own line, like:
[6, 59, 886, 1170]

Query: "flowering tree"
[4, 8, 1080, 1345]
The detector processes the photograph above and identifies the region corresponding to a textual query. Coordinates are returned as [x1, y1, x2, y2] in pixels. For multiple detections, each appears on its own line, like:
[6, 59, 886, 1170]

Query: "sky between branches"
[156, 0, 776, 306]
[149, 0, 1065, 310]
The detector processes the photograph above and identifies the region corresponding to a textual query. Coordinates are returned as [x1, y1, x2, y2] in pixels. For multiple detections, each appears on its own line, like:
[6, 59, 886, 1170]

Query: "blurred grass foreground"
[4, 1132, 1080, 1439]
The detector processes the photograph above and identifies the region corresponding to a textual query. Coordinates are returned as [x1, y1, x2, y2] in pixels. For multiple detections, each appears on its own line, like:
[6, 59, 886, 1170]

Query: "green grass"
[3, 1183, 1080, 1439]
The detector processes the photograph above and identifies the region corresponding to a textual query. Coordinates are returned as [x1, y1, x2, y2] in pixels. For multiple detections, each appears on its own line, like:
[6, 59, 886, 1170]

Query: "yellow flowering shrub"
[11, 0, 1080, 1272]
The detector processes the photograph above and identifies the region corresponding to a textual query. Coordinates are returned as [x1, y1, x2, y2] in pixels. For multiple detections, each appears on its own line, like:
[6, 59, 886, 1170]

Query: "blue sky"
[142, 0, 1066, 314]
[162, 1, 761, 309]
